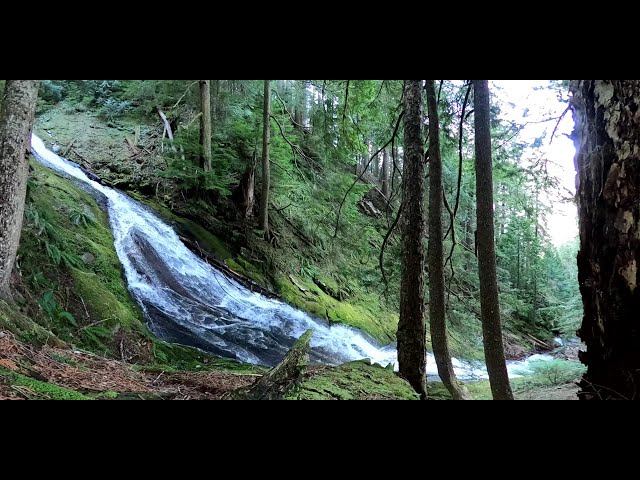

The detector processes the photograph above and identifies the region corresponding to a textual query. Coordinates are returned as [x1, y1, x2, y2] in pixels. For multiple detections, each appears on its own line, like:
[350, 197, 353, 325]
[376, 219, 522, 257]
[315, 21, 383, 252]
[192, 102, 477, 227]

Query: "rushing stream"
[31, 134, 551, 381]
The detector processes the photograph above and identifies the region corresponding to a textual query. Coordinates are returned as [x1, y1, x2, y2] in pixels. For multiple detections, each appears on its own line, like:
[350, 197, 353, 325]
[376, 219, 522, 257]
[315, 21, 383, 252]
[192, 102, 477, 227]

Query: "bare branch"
[171, 80, 198, 110]
[549, 104, 572, 145]
[333, 109, 404, 238]
[379, 200, 404, 294]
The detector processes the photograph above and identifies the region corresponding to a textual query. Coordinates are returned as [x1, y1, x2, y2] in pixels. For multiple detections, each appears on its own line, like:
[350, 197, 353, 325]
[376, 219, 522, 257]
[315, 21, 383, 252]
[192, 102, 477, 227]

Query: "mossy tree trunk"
[571, 80, 640, 400]
[473, 80, 514, 400]
[0, 80, 39, 299]
[231, 329, 313, 400]
[425, 80, 469, 400]
[260, 80, 271, 236]
[397, 80, 427, 399]
[199, 80, 212, 172]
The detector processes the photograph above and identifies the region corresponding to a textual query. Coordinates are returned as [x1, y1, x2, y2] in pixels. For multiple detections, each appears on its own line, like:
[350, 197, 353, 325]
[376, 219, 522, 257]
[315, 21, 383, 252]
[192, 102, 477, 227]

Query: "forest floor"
[0, 327, 579, 400]
[515, 384, 578, 400]
[0, 329, 419, 400]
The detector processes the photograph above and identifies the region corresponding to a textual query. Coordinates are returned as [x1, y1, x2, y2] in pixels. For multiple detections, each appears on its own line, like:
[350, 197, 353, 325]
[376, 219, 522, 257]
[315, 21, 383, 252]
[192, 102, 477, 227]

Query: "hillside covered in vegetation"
[0, 80, 584, 400]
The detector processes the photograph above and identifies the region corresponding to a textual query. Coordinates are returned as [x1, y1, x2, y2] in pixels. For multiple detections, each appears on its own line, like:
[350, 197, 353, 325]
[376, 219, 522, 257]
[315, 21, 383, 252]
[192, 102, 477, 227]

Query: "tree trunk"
[571, 80, 640, 400]
[199, 80, 212, 172]
[516, 235, 521, 290]
[212, 79, 220, 121]
[232, 155, 256, 219]
[425, 80, 469, 400]
[259, 80, 271, 235]
[373, 143, 380, 178]
[382, 147, 390, 199]
[229, 330, 313, 400]
[473, 80, 514, 400]
[0, 80, 40, 298]
[294, 81, 306, 130]
[397, 80, 427, 399]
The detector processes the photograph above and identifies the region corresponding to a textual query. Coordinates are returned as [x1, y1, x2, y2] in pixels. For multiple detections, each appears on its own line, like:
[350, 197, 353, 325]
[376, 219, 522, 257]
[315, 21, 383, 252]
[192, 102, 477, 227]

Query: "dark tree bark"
[571, 80, 640, 400]
[397, 80, 427, 399]
[473, 80, 514, 400]
[232, 156, 256, 219]
[259, 80, 271, 235]
[199, 80, 212, 172]
[425, 80, 469, 400]
[382, 147, 390, 199]
[0, 80, 39, 298]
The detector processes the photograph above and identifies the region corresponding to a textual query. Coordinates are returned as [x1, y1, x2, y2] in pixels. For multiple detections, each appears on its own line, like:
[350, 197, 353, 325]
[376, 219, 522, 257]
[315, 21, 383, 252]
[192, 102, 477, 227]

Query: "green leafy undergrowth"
[144, 341, 264, 374]
[428, 358, 584, 400]
[0, 300, 64, 347]
[511, 358, 585, 391]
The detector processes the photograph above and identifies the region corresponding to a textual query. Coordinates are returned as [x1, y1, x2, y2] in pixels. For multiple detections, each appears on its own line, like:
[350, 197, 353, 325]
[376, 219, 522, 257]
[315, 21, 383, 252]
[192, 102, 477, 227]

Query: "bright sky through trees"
[492, 80, 577, 246]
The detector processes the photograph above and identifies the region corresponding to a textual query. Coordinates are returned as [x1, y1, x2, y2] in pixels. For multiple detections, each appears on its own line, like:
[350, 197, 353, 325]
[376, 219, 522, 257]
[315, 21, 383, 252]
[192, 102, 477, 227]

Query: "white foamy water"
[31, 134, 552, 380]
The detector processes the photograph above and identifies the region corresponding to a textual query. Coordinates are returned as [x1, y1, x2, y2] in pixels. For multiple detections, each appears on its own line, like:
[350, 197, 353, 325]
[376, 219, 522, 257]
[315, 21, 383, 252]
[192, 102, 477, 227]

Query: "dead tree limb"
[333, 109, 404, 238]
[229, 330, 313, 400]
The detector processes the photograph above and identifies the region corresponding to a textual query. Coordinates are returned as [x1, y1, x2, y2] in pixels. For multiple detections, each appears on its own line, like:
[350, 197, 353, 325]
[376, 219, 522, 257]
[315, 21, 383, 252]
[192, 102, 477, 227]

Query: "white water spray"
[31, 134, 551, 380]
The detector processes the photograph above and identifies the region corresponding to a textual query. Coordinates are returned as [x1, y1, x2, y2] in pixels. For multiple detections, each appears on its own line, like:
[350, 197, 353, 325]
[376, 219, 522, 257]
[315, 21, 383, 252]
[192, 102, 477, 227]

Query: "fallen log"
[526, 333, 551, 349]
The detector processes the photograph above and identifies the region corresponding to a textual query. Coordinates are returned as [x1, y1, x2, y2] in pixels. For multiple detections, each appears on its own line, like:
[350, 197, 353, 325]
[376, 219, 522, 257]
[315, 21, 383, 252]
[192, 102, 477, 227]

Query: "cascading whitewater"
[30, 134, 550, 380]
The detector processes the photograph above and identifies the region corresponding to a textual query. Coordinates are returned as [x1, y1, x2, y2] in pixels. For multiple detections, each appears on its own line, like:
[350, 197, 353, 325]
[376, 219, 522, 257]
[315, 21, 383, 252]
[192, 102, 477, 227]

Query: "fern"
[69, 208, 94, 227]
[45, 241, 62, 265]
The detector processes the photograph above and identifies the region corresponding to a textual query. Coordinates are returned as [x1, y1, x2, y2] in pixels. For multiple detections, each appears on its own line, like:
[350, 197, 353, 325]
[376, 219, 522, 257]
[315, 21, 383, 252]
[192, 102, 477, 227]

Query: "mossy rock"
[18, 162, 146, 351]
[287, 360, 419, 400]
[225, 257, 268, 288]
[70, 268, 141, 330]
[274, 275, 397, 344]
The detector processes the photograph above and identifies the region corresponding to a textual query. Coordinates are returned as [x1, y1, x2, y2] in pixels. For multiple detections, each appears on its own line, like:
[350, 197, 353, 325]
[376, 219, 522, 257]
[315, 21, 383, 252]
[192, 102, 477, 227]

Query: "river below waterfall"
[31, 134, 553, 382]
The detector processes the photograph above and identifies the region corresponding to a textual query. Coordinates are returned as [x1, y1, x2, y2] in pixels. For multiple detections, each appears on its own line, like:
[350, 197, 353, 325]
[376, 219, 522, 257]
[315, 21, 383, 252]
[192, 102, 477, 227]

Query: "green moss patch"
[274, 275, 397, 344]
[0, 368, 91, 400]
[287, 360, 418, 400]
[70, 269, 139, 328]
[18, 161, 145, 353]
[0, 300, 65, 347]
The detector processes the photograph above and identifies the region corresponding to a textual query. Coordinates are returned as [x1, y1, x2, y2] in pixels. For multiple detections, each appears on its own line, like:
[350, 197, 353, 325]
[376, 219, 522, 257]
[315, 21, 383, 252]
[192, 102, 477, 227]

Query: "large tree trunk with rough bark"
[425, 80, 469, 400]
[397, 80, 427, 399]
[571, 80, 640, 400]
[0, 80, 39, 299]
[473, 80, 514, 400]
[199, 80, 212, 172]
[259, 80, 271, 235]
